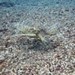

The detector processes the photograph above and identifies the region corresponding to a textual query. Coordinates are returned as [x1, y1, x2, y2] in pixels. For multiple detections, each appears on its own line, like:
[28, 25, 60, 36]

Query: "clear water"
[11, 0, 75, 33]
[13, 0, 75, 7]
[0, 0, 75, 34]
[1, 0, 75, 8]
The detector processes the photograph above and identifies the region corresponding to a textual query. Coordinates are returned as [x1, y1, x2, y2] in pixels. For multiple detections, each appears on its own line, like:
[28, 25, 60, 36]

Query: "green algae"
[19, 26, 59, 43]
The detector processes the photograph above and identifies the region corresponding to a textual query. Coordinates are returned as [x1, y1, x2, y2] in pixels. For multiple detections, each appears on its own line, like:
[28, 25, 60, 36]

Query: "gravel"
[0, 3, 75, 75]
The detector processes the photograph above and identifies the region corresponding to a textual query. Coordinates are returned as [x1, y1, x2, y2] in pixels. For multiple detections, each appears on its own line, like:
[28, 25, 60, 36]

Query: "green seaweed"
[19, 27, 47, 43]
[19, 26, 59, 43]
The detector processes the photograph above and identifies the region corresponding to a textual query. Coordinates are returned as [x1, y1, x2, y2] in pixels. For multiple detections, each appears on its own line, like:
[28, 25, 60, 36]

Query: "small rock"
[0, 55, 5, 64]
[0, 46, 6, 51]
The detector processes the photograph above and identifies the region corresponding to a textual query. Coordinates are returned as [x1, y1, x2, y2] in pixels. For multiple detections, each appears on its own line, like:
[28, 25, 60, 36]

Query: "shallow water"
[0, 1, 75, 75]
[9, 0, 75, 7]
[0, 0, 75, 34]
[0, 0, 75, 9]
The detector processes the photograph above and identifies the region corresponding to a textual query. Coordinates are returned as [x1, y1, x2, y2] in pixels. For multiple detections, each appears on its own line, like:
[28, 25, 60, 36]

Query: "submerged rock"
[0, 2, 15, 8]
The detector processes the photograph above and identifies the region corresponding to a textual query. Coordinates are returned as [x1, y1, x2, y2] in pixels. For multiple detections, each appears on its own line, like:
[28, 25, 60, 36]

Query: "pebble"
[0, 55, 5, 63]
